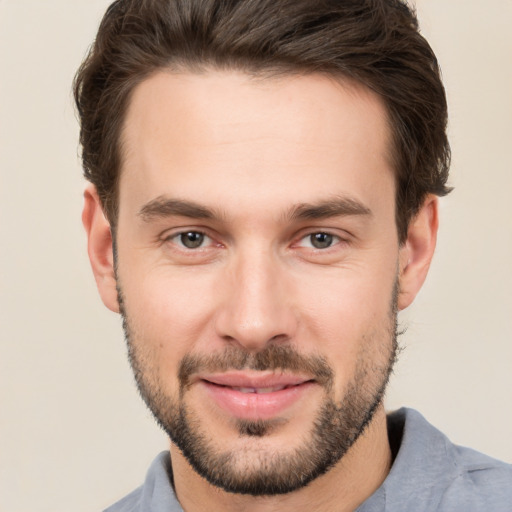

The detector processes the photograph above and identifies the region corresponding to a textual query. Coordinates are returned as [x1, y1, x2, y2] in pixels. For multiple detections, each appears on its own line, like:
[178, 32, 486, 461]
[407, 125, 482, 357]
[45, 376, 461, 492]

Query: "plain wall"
[0, 1, 511, 510]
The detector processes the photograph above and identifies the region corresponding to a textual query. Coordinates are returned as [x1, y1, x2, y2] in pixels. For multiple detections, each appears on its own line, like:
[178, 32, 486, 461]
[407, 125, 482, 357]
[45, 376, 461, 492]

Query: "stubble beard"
[118, 283, 399, 496]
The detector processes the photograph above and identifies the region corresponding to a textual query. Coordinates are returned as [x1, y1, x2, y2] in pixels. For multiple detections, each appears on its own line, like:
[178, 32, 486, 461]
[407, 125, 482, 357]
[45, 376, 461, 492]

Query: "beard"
[118, 283, 399, 496]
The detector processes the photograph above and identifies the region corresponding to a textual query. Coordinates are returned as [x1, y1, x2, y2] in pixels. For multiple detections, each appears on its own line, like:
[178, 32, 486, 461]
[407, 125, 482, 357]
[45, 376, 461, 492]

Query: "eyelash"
[295, 232, 343, 250]
[164, 230, 216, 250]
[162, 229, 346, 253]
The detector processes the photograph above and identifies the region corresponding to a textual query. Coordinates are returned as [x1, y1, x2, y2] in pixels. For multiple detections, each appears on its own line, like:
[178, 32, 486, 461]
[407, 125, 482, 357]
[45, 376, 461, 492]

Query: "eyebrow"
[138, 197, 220, 221]
[138, 195, 372, 223]
[288, 196, 372, 221]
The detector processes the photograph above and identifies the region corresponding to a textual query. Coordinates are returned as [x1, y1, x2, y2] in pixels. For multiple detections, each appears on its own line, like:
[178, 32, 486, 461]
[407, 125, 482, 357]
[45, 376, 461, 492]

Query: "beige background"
[1, 1, 511, 511]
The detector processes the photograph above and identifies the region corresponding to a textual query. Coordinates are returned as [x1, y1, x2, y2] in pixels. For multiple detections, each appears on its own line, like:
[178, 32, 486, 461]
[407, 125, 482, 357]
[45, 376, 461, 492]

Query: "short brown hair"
[74, 0, 451, 242]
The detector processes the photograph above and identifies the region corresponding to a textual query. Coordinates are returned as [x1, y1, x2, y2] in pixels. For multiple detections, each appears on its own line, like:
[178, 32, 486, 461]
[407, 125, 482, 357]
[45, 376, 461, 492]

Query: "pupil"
[311, 233, 333, 249]
[181, 232, 204, 248]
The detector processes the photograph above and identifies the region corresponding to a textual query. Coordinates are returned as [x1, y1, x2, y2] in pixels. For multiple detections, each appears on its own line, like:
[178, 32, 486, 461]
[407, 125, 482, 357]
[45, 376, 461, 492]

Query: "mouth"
[220, 384, 294, 394]
[197, 372, 316, 420]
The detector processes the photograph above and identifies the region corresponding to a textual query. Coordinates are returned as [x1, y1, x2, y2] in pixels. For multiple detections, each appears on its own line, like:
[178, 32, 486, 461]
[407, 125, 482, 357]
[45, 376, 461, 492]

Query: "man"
[74, 0, 512, 510]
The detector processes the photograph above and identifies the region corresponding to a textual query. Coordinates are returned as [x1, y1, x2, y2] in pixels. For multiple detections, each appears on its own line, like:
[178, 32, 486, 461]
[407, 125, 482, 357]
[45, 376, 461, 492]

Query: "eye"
[298, 232, 340, 249]
[172, 231, 211, 249]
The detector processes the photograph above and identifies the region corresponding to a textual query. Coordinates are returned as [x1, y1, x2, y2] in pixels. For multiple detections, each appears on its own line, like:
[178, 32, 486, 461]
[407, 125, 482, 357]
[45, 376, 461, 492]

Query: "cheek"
[119, 265, 220, 372]
[299, 267, 395, 330]
[294, 268, 397, 385]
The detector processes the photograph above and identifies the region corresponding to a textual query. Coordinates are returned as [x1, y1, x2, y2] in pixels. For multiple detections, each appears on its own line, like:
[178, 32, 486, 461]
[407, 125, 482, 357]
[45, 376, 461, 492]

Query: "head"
[75, 0, 451, 243]
[77, 0, 450, 498]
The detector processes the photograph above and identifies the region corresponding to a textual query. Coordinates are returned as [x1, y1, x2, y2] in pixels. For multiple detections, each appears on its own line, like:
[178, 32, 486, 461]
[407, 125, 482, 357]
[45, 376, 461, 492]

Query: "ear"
[397, 195, 439, 310]
[82, 184, 120, 313]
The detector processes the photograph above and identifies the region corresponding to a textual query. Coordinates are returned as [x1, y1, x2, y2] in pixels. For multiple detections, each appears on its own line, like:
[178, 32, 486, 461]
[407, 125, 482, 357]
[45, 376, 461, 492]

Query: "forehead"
[119, 70, 394, 219]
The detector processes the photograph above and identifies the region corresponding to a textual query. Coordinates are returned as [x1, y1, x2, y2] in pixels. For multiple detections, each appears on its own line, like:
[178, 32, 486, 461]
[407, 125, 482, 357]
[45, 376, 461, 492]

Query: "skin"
[83, 70, 438, 512]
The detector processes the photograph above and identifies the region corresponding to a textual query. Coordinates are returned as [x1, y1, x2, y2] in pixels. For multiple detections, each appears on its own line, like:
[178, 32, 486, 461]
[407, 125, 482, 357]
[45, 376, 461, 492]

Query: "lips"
[229, 385, 288, 394]
[198, 371, 315, 420]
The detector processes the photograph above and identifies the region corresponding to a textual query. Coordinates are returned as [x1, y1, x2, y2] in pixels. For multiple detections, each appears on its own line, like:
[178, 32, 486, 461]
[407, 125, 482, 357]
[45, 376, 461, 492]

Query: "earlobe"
[82, 184, 120, 313]
[398, 195, 439, 311]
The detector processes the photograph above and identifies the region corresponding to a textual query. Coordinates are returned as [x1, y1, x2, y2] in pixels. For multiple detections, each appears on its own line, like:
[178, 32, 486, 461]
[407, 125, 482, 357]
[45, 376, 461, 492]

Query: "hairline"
[111, 64, 400, 236]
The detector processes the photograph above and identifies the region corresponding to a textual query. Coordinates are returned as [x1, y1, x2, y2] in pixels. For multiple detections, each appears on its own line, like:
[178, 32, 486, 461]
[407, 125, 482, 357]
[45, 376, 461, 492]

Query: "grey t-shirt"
[104, 408, 512, 511]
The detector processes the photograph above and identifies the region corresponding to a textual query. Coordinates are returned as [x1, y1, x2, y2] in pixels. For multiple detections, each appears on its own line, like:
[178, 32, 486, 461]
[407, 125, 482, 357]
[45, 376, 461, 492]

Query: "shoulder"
[102, 451, 182, 512]
[453, 441, 512, 476]
[383, 408, 512, 512]
[441, 443, 512, 511]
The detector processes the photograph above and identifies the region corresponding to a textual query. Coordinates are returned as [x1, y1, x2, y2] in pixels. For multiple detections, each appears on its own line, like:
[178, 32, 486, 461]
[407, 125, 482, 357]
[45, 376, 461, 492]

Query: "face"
[114, 70, 402, 495]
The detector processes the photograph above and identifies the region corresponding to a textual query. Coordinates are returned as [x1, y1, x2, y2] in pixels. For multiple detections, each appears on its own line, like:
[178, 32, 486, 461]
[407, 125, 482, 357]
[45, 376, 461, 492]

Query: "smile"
[198, 372, 316, 420]
[229, 385, 288, 394]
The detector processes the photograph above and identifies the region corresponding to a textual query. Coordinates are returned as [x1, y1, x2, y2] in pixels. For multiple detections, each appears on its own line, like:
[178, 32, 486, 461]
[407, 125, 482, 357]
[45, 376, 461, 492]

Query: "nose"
[214, 247, 297, 352]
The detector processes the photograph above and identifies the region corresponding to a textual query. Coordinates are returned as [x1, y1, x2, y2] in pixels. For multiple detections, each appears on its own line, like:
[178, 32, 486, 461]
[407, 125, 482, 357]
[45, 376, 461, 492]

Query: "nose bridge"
[215, 242, 295, 351]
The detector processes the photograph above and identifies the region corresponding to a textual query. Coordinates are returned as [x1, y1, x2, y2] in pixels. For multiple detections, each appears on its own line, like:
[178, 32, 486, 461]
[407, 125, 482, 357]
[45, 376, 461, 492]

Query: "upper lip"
[199, 371, 313, 389]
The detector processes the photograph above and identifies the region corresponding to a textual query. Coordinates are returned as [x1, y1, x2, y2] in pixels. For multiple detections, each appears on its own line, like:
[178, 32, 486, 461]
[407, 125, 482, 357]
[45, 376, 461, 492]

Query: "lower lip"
[200, 380, 315, 420]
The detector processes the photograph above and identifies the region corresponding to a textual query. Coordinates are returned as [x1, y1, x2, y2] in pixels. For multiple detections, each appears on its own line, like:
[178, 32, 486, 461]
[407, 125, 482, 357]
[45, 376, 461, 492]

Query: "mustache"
[178, 344, 334, 390]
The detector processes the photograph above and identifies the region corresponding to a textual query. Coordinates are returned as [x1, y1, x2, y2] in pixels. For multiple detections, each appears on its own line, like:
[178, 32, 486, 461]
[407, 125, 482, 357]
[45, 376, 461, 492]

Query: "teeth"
[236, 387, 257, 393]
[232, 386, 287, 394]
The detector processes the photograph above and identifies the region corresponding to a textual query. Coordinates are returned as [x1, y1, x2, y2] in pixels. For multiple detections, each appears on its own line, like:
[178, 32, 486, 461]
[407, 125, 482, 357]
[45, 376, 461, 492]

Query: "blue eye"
[177, 231, 207, 249]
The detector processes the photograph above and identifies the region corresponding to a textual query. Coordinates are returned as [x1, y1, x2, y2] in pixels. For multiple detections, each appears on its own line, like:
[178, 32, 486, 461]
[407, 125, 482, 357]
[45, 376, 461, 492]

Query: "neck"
[170, 405, 391, 512]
